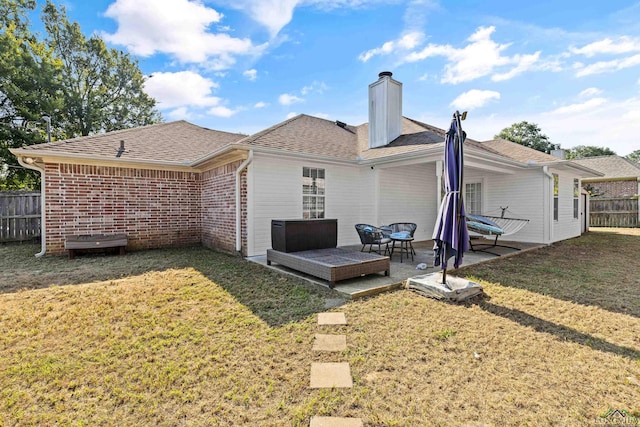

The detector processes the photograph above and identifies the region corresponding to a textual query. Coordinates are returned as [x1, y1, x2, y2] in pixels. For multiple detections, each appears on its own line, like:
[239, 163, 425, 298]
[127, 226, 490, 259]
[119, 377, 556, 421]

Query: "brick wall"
[588, 179, 638, 198]
[201, 160, 246, 254]
[45, 164, 202, 255]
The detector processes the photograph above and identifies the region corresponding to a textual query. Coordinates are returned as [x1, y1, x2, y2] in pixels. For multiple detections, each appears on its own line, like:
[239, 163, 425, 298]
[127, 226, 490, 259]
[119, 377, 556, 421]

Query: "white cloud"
[312, 112, 331, 120]
[403, 26, 540, 84]
[166, 107, 194, 121]
[548, 97, 607, 115]
[208, 106, 237, 117]
[450, 89, 500, 110]
[449, 96, 640, 156]
[570, 36, 640, 57]
[243, 69, 258, 81]
[491, 52, 540, 81]
[579, 87, 603, 98]
[144, 71, 224, 108]
[222, 0, 399, 37]
[286, 112, 298, 119]
[103, 0, 256, 66]
[218, 0, 299, 37]
[358, 31, 425, 62]
[574, 53, 640, 77]
[301, 81, 328, 95]
[254, 101, 268, 108]
[278, 93, 304, 105]
[538, 96, 640, 155]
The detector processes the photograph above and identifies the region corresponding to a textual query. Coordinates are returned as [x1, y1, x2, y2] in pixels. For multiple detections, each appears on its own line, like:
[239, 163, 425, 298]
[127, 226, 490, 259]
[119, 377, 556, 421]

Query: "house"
[571, 155, 640, 198]
[571, 155, 640, 227]
[10, 72, 601, 257]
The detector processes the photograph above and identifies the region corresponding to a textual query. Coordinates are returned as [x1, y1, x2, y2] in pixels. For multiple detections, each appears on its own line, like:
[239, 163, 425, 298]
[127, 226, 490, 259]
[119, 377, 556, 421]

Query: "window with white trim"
[302, 167, 325, 219]
[573, 179, 579, 219]
[553, 173, 559, 221]
[465, 182, 482, 215]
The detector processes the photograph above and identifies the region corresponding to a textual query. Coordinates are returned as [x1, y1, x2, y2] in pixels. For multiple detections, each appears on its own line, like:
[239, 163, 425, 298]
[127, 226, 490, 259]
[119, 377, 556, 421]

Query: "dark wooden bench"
[64, 234, 128, 259]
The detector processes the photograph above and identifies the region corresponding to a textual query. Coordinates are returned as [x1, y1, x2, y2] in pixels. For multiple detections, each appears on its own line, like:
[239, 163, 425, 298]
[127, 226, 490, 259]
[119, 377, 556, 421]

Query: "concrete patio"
[248, 238, 544, 299]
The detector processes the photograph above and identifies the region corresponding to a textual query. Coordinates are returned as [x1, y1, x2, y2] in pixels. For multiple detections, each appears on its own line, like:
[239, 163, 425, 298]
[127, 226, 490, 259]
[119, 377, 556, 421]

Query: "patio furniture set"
[266, 219, 418, 289]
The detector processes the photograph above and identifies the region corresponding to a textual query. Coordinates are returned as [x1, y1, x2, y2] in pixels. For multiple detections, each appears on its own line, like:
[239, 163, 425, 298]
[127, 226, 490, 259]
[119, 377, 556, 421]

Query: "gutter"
[235, 150, 253, 253]
[17, 157, 46, 257]
[543, 166, 554, 243]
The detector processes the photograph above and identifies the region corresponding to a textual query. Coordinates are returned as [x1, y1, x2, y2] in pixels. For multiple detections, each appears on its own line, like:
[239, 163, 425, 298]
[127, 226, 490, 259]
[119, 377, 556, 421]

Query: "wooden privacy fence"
[0, 191, 41, 242]
[590, 197, 639, 228]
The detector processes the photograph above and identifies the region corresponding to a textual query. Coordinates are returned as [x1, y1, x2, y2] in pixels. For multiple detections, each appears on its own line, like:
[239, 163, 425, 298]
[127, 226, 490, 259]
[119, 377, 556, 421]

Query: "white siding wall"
[248, 154, 366, 256]
[550, 168, 582, 242]
[464, 168, 547, 243]
[377, 163, 437, 242]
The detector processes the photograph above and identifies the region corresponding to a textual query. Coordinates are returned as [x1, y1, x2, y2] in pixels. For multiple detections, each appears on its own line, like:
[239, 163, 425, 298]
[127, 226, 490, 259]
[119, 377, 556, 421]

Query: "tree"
[565, 145, 616, 159]
[625, 149, 640, 163]
[0, 0, 162, 189]
[0, 0, 62, 189]
[495, 121, 555, 153]
[42, 1, 161, 137]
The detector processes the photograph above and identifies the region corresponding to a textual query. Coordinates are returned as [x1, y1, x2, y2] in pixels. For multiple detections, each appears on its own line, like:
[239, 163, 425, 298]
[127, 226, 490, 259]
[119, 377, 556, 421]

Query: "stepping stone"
[313, 334, 347, 352]
[318, 312, 346, 325]
[310, 416, 363, 427]
[310, 362, 353, 388]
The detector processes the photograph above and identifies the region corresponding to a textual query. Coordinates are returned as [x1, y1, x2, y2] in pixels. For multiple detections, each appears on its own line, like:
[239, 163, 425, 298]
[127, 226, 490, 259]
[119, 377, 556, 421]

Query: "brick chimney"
[368, 71, 402, 149]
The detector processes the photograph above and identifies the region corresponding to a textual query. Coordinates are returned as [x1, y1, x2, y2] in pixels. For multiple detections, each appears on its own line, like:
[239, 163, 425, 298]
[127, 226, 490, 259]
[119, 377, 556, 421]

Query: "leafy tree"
[42, 1, 161, 137]
[565, 145, 616, 159]
[495, 121, 555, 153]
[1, 0, 162, 189]
[625, 149, 640, 163]
[0, 0, 62, 189]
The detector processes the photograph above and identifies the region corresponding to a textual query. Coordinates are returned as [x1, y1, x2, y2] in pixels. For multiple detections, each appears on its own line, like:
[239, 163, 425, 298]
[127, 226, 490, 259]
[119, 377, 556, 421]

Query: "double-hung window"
[573, 179, 579, 219]
[465, 182, 482, 215]
[303, 167, 325, 219]
[553, 173, 559, 221]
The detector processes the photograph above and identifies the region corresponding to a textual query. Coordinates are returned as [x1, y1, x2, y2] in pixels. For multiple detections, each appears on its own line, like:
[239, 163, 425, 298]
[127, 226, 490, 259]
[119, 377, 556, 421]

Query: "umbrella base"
[406, 272, 483, 302]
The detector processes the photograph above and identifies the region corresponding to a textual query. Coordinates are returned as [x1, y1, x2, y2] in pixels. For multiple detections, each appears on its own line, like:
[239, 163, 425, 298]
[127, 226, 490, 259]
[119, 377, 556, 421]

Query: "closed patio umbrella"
[432, 111, 469, 285]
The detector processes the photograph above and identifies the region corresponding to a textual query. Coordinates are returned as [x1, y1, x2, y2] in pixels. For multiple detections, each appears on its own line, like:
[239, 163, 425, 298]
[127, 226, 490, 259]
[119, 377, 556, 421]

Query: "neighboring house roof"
[11, 121, 246, 164]
[571, 155, 640, 180]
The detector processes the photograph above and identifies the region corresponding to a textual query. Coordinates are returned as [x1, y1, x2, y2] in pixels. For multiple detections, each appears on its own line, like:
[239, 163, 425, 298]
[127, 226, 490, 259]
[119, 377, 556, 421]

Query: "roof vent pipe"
[116, 140, 125, 158]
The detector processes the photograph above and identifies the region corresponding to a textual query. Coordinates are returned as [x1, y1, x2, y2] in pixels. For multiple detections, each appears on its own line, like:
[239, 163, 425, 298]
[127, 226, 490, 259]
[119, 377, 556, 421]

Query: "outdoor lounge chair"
[466, 208, 529, 256]
[355, 224, 391, 255]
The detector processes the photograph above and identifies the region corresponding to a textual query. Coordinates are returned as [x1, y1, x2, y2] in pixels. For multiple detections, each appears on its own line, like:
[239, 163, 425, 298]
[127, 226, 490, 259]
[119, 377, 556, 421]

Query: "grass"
[1, 228, 640, 426]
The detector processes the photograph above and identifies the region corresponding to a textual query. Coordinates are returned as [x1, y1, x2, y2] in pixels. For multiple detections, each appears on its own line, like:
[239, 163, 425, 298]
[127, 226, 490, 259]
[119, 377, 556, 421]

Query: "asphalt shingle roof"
[19, 121, 245, 164]
[13, 115, 568, 169]
[571, 155, 640, 179]
[478, 139, 562, 164]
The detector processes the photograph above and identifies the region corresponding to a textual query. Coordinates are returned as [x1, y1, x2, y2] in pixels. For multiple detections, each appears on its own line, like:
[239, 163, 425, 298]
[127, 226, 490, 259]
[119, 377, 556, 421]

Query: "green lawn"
[1, 229, 639, 426]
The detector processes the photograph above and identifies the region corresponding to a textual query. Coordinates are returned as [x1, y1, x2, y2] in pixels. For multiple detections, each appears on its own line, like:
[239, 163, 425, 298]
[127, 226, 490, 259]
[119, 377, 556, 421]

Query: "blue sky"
[44, 0, 640, 155]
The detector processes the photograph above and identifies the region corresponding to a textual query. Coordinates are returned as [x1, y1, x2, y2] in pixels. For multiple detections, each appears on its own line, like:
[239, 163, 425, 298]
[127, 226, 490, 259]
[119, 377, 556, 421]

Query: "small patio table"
[390, 235, 415, 263]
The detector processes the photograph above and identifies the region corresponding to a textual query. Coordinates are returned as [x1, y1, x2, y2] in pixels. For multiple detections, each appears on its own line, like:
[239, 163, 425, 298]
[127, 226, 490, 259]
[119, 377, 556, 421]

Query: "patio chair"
[355, 224, 391, 255]
[385, 222, 417, 239]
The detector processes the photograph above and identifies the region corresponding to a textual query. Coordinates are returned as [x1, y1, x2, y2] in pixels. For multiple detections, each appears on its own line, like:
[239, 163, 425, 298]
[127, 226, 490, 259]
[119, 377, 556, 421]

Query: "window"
[465, 182, 482, 215]
[553, 173, 559, 221]
[302, 167, 325, 219]
[573, 179, 579, 219]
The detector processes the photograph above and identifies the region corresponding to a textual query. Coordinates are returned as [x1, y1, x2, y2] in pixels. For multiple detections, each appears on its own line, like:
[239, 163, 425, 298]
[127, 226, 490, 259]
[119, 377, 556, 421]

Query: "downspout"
[17, 157, 46, 257]
[235, 150, 253, 253]
[543, 166, 554, 243]
[435, 160, 443, 209]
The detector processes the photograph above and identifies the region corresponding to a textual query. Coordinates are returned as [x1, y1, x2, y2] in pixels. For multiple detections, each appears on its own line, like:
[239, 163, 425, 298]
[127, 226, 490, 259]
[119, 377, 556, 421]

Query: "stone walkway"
[309, 312, 363, 427]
